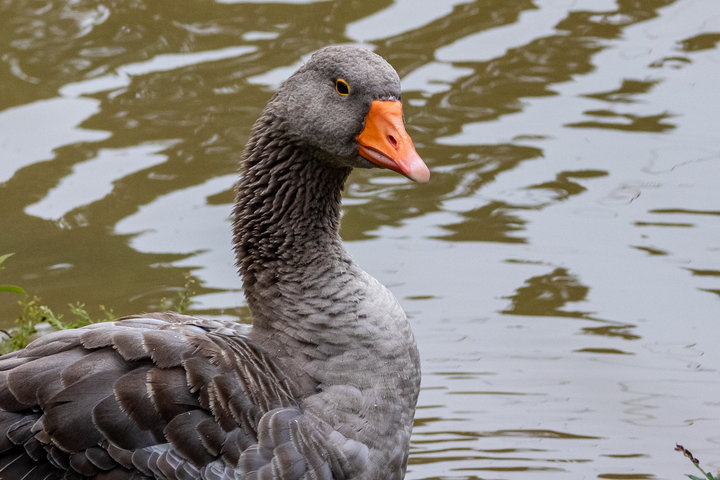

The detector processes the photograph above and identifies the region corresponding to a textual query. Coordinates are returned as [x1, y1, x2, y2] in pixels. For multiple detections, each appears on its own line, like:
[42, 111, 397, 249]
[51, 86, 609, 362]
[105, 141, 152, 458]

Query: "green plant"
[0, 296, 116, 354]
[0, 252, 120, 352]
[1, 296, 61, 353]
[0, 253, 25, 295]
[676, 444, 719, 480]
[0, 253, 199, 353]
[159, 273, 197, 314]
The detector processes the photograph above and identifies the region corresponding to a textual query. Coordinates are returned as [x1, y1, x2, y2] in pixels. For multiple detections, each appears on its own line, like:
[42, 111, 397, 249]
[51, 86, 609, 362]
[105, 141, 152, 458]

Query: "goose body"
[0, 46, 428, 479]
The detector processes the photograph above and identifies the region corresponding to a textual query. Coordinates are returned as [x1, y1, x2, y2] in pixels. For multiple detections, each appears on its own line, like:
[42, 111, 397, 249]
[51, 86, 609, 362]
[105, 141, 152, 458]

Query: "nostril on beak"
[388, 135, 398, 150]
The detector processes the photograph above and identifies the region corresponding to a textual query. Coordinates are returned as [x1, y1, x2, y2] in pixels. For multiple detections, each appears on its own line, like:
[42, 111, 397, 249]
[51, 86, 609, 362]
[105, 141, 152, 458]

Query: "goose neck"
[233, 116, 353, 327]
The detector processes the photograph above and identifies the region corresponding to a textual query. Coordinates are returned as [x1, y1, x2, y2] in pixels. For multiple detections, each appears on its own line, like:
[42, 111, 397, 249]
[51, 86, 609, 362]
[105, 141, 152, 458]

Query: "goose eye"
[335, 79, 350, 96]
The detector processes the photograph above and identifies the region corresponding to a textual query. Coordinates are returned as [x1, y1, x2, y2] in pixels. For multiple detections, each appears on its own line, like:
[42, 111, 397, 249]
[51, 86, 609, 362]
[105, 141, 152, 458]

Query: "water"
[2, 0, 720, 478]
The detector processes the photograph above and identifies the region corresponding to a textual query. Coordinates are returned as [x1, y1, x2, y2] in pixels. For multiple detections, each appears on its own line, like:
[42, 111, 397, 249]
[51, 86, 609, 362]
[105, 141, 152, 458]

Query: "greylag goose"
[0, 45, 429, 479]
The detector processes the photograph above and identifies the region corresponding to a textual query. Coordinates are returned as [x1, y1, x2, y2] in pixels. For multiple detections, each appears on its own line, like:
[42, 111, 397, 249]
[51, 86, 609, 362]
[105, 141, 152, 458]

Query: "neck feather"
[233, 114, 352, 329]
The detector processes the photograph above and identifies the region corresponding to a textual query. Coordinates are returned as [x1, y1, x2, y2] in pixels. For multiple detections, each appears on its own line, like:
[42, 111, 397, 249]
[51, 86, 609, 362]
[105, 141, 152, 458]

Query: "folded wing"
[0, 314, 368, 479]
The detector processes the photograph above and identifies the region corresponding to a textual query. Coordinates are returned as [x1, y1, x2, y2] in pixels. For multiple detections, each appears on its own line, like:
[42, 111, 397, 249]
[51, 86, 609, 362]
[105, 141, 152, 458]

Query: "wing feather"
[113, 366, 167, 439]
[93, 394, 157, 449]
[0, 314, 373, 479]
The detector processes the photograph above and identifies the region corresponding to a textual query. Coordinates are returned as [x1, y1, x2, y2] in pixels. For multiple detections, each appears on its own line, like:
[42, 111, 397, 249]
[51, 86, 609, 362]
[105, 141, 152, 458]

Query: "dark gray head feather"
[266, 45, 401, 162]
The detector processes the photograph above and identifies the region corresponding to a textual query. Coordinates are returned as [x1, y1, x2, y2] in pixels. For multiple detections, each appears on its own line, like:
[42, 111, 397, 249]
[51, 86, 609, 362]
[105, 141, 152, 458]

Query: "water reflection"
[2, 0, 720, 478]
[503, 267, 590, 318]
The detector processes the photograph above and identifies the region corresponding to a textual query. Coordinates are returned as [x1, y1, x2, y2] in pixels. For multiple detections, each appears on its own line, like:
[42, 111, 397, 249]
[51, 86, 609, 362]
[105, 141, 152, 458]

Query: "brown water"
[2, 0, 720, 478]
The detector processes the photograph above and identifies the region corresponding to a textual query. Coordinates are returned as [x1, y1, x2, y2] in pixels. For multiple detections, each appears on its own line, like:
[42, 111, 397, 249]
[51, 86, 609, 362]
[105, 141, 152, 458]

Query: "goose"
[0, 45, 429, 480]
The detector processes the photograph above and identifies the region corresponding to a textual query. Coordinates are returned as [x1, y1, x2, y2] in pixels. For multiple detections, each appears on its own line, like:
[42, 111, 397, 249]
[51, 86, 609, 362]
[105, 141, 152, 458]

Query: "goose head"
[264, 45, 430, 183]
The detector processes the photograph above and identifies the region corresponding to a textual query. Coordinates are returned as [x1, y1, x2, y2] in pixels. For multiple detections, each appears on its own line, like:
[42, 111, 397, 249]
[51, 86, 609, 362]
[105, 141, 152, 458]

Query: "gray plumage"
[0, 46, 421, 479]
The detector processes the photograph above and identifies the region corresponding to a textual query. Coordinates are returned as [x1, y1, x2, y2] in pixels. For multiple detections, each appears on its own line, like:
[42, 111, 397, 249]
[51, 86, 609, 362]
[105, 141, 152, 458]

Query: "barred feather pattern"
[0, 314, 371, 479]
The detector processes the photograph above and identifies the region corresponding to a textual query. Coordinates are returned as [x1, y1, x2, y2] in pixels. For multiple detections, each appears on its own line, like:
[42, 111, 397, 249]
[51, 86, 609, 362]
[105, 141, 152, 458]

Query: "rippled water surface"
[2, 0, 720, 478]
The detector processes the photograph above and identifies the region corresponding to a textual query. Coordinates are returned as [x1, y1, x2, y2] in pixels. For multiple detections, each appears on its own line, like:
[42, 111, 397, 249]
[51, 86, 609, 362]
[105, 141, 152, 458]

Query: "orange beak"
[356, 100, 430, 183]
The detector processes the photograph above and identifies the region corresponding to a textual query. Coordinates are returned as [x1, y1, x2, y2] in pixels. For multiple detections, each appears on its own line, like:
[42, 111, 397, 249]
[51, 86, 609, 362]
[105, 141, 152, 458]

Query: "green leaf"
[688, 475, 705, 480]
[0, 285, 25, 295]
[0, 253, 14, 266]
